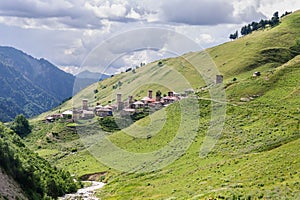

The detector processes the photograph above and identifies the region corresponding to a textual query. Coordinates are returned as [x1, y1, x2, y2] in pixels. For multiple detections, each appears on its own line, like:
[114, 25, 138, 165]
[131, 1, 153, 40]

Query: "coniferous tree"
[251, 22, 259, 31]
[258, 19, 267, 29]
[239, 11, 283, 37]
[241, 26, 247, 36]
[270, 11, 280, 26]
[229, 31, 239, 40]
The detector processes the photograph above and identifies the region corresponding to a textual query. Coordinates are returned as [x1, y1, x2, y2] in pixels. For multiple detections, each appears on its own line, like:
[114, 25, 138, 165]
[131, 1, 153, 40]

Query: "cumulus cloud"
[160, 0, 236, 25]
[233, 0, 267, 22]
[0, 0, 80, 19]
[0, 0, 299, 74]
[77, 27, 202, 74]
[159, 0, 270, 25]
[59, 65, 80, 75]
[0, 0, 276, 30]
[256, 0, 298, 17]
[0, 0, 147, 30]
[84, 1, 130, 21]
[196, 34, 215, 44]
[238, 5, 266, 22]
[109, 50, 167, 74]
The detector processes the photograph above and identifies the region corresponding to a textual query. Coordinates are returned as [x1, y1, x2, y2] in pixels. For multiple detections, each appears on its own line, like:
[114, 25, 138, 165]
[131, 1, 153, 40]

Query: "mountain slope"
[0, 46, 75, 122]
[27, 11, 300, 199]
[97, 51, 300, 198]
[96, 12, 300, 197]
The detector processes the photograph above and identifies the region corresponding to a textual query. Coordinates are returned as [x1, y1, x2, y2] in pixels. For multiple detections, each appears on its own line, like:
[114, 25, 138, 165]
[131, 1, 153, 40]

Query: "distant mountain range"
[74, 70, 110, 94]
[0, 46, 109, 122]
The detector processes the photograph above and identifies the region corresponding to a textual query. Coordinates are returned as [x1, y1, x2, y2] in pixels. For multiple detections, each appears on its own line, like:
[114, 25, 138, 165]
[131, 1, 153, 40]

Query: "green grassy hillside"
[27, 11, 300, 199]
[208, 11, 300, 78]
[97, 53, 300, 198]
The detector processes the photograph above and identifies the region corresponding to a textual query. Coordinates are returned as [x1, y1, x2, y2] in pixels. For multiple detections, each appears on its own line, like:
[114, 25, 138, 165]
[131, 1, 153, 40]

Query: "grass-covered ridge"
[26, 10, 300, 199]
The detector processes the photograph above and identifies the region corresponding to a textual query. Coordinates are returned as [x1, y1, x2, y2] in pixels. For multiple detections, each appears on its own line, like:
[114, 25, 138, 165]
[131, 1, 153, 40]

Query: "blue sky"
[0, 0, 299, 74]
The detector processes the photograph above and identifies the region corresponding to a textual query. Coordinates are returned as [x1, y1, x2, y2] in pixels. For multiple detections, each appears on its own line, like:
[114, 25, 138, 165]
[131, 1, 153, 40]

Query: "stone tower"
[128, 96, 133, 105]
[216, 75, 223, 84]
[148, 90, 153, 99]
[117, 93, 123, 110]
[82, 99, 88, 110]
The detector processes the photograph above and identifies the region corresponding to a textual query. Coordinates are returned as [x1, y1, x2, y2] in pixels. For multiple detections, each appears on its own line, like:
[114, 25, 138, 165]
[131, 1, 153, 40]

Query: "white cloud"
[59, 65, 80, 75]
[121, 50, 164, 67]
[1, 0, 300, 74]
[196, 34, 215, 44]
[64, 48, 74, 55]
[258, 0, 299, 16]
[84, 1, 129, 19]
[126, 8, 142, 20]
[160, 0, 236, 25]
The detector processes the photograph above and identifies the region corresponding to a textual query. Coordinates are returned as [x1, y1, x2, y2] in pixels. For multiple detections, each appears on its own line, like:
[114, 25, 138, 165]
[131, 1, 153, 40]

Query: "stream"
[59, 181, 105, 200]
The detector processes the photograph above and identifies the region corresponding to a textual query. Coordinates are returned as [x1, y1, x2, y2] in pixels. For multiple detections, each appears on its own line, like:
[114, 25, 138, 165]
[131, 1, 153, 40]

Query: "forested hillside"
[0, 123, 79, 199]
[0, 46, 75, 122]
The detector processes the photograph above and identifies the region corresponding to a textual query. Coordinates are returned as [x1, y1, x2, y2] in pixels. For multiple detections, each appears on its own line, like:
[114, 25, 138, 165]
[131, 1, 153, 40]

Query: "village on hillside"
[45, 89, 196, 123]
[45, 74, 224, 123]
